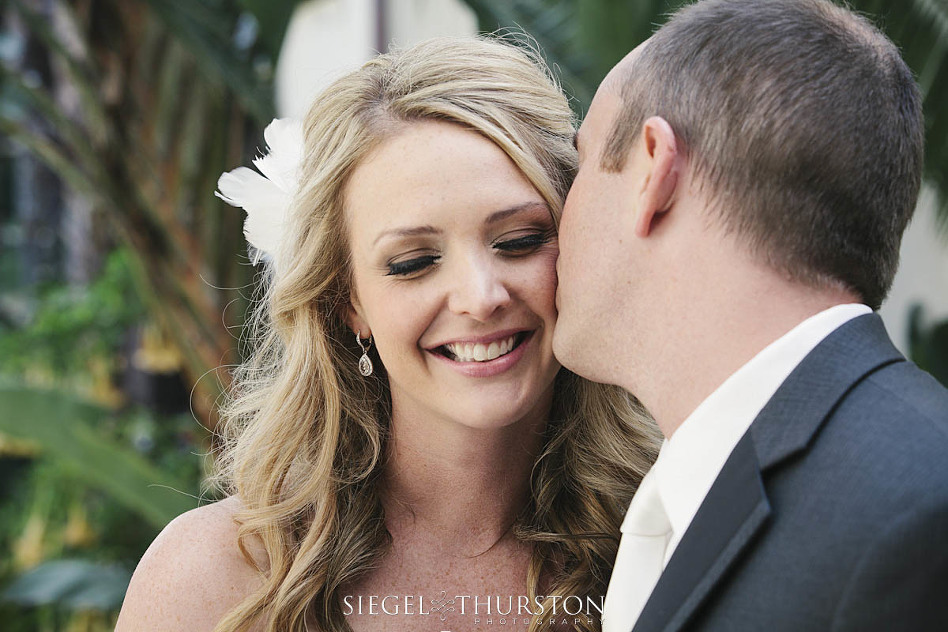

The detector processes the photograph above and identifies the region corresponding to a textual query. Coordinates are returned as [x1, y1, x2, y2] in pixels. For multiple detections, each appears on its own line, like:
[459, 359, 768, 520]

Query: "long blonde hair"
[212, 36, 659, 632]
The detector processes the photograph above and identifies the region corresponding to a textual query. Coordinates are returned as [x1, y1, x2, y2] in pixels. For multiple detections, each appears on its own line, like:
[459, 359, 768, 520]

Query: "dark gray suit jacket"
[631, 313, 948, 632]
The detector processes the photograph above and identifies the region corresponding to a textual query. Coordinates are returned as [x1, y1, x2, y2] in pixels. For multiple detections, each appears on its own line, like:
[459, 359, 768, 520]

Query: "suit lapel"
[632, 433, 770, 632]
[750, 313, 903, 470]
[631, 314, 904, 632]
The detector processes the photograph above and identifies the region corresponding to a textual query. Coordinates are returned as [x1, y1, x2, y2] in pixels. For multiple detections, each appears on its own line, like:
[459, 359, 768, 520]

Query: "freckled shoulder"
[115, 496, 267, 632]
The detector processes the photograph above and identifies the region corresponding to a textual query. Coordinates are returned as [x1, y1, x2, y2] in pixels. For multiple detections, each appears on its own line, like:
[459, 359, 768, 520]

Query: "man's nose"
[447, 255, 512, 321]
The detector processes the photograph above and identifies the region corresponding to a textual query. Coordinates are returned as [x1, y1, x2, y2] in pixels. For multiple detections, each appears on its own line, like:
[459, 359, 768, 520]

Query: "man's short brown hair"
[603, 0, 924, 309]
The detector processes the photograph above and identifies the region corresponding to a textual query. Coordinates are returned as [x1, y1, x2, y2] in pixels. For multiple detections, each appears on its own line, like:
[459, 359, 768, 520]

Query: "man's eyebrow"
[371, 202, 550, 248]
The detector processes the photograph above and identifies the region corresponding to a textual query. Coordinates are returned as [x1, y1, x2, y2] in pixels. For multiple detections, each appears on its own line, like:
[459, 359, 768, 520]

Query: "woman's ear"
[633, 116, 680, 238]
[345, 292, 371, 339]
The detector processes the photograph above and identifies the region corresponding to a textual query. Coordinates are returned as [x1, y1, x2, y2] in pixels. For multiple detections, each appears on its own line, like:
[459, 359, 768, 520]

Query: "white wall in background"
[386, 0, 478, 48]
[275, 0, 376, 119]
[275, 0, 476, 119]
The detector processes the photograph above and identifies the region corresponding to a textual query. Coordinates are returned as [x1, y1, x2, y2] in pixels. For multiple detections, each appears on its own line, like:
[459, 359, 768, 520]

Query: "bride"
[116, 36, 658, 632]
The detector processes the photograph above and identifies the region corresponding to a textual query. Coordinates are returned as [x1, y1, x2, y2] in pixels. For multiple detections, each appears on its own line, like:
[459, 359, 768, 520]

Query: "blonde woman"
[116, 36, 659, 632]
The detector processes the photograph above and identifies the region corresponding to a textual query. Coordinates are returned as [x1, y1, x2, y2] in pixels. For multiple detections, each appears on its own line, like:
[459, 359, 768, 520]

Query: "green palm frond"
[0, 65, 105, 191]
[7, 0, 109, 140]
[0, 386, 196, 528]
[141, 0, 276, 123]
[237, 0, 300, 64]
[3, 0, 263, 418]
[142, 0, 302, 123]
[2, 560, 131, 611]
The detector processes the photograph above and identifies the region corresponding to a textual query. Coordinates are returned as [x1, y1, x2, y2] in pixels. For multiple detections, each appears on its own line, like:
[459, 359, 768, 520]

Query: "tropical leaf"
[0, 65, 104, 190]
[0, 386, 196, 529]
[1, 559, 131, 611]
[7, 0, 109, 140]
[140, 0, 275, 123]
[574, 0, 687, 83]
[237, 0, 300, 63]
[0, 116, 98, 203]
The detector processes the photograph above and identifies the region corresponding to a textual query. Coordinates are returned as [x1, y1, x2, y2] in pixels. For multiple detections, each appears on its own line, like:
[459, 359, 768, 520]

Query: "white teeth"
[444, 334, 519, 362]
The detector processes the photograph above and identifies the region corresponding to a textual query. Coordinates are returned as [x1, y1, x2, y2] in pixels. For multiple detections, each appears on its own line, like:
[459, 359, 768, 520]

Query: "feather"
[215, 118, 305, 267]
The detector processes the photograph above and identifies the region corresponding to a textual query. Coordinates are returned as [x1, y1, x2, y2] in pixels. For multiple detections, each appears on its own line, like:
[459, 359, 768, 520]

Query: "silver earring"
[356, 330, 374, 376]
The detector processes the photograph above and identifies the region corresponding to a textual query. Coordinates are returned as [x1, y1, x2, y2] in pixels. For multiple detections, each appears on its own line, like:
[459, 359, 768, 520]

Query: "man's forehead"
[576, 88, 619, 155]
[576, 38, 649, 153]
[602, 38, 649, 95]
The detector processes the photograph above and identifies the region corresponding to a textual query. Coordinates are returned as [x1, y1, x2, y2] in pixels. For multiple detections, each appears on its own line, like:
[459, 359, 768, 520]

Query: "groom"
[553, 0, 948, 630]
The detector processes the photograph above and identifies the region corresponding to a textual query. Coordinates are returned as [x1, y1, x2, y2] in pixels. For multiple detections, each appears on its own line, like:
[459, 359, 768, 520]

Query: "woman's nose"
[447, 255, 512, 321]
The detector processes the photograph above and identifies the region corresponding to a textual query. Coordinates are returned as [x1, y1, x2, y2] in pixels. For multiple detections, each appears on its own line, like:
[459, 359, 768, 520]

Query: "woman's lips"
[439, 332, 525, 362]
[427, 331, 534, 378]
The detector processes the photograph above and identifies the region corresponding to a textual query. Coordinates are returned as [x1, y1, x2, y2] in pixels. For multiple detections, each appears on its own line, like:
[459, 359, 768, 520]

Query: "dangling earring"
[355, 330, 374, 376]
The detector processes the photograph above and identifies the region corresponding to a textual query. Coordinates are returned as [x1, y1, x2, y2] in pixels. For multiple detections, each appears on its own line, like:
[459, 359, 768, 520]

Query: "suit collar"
[632, 313, 904, 632]
[750, 312, 903, 470]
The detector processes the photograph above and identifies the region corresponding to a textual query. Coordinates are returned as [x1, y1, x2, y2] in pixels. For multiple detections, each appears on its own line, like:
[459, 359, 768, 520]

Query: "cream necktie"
[602, 470, 673, 632]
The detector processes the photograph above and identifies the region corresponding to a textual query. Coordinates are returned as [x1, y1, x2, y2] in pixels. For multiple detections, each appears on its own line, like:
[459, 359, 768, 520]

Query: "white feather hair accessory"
[215, 118, 305, 267]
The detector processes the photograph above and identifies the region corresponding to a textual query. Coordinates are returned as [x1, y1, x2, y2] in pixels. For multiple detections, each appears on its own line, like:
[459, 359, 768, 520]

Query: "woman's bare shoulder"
[115, 496, 266, 631]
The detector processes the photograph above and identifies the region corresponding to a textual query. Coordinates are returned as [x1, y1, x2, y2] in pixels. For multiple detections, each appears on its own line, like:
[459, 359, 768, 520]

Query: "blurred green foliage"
[0, 387, 201, 528]
[0, 0, 290, 626]
[0, 251, 144, 379]
[0, 247, 206, 628]
[0, 406, 204, 628]
[909, 306, 948, 388]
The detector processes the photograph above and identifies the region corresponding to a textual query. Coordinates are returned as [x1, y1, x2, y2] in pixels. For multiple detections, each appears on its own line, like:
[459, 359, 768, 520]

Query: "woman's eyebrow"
[372, 225, 440, 247]
[485, 201, 550, 225]
[372, 202, 550, 247]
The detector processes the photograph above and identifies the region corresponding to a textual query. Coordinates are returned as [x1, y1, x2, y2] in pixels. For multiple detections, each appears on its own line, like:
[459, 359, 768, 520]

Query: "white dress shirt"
[604, 303, 872, 631]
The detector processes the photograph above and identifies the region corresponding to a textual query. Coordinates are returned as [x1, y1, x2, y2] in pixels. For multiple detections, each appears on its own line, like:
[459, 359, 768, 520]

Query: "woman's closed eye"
[386, 253, 440, 277]
[493, 228, 556, 255]
[385, 228, 555, 277]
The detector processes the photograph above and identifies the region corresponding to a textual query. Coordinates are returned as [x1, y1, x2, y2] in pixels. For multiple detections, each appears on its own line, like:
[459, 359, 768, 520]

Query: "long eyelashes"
[492, 228, 556, 253]
[387, 254, 440, 276]
[385, 229, 556, 278]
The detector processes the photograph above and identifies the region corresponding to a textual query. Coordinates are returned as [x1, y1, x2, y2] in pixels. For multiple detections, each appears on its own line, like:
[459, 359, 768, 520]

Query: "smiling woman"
[114, 36, 659, 632]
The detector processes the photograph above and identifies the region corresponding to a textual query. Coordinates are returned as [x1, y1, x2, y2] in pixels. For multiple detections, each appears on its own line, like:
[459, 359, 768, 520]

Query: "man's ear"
[633, 116, 680, 238]
[345, 292, 371, 339]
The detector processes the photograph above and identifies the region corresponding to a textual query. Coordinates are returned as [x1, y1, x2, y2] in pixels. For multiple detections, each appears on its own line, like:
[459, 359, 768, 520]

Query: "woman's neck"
[381, 397, 550, 555]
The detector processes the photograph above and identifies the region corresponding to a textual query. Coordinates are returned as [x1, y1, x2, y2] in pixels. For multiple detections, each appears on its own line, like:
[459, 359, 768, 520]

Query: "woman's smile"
[427, 330, 535, 378]
[435, 330, 528, 363]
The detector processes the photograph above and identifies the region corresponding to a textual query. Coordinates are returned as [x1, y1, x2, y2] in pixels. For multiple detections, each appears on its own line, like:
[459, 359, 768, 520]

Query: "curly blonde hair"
[212, 35, 659, 632]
